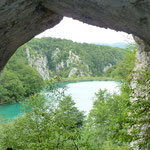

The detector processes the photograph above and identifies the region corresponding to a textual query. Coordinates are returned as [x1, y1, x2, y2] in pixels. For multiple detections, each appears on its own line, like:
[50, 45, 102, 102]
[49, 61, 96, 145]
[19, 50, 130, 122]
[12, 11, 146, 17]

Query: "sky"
[36, 17, 132, 44]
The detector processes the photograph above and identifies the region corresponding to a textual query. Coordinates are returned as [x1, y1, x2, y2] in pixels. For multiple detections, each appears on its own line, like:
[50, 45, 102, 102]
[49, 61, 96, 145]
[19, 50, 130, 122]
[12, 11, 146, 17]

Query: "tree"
[80, 89, 131, 150]
[0, 94, 85, 149]
[104, 44, 136, 80]
[0, 70, 25, 104]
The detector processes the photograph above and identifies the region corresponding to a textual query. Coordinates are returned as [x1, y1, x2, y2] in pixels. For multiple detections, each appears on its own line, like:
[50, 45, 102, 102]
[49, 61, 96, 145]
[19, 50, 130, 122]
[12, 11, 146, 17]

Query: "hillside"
[0, 37, 126, 104]
[24, 37, 125, 78]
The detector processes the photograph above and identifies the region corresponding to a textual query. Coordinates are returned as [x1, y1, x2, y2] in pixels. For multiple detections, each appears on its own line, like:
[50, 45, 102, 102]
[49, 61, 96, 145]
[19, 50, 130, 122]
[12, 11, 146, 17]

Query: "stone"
[51, 48, 61, 59]
[68, 68, 78, 77]
[26, 48, 50, 80]
[0, 0, 62, 71]
[103, 64, 113, 72]
[56, 61, 65, 73]
[130, 36, 150, 150]
[66, 51, 82, 67]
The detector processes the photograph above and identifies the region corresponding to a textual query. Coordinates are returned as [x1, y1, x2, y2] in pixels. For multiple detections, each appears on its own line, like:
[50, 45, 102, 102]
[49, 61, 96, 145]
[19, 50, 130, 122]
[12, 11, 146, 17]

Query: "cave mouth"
[0, 16, 134, 117]
[36, 17, 131, 45]
[0, 1, 149, 148]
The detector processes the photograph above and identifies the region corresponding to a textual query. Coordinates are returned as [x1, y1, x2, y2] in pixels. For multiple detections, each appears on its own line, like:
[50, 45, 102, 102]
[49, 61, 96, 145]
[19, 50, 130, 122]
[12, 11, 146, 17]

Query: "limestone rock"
[103, 64, 113, 72]
[53, 50, 91, 77]
[68, 68, 78, 77]
[56, 61, 65, 73]
[130, 36, 150, 150]
[52, 48, 61, 60]
[26, 48, 50, 80]
[66, 51, 82, 67]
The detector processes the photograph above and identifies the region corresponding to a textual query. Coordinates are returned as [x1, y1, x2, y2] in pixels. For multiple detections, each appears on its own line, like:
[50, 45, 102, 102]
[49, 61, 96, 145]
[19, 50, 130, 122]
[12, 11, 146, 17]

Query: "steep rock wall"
[0, 0, 62, 71]
[51, 48, 91, 77]
[26, 48, 50, 80]
[130, 36, 150, 150]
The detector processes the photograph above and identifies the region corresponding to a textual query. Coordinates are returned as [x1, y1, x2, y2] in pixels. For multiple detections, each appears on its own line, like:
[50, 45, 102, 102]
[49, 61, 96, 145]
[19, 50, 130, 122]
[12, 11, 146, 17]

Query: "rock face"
[130, 37, 150, 150]
[0, 1, 62, 71]
[56, 61, 65, 73]
[131, 36, 150, 102]
[103, 64, 113, 72]
[0, 0, 150, 71]
[68, 68, 78, 77]
[134, 36, 150, 69]
[26, 48, 50, 80]
[52, 48, 91, 77]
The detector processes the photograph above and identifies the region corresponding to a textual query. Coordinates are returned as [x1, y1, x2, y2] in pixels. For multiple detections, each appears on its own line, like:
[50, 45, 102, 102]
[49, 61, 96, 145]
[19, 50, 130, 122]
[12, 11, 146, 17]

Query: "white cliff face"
[66, 51, 91, 77]
[66, 51, 82, 67]
[26, 48, 50, 80]
[68, 68, 78, 77]
[51, 48, 60, 60]
[52, 49, 91, 77]
[103, 63, 112, 72]
[56, 61, 65, 73]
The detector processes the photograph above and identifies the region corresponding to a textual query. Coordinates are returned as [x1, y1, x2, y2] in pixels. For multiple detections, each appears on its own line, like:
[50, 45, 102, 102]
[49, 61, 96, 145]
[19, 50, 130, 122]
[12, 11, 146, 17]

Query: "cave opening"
[0, 1, 149, 149]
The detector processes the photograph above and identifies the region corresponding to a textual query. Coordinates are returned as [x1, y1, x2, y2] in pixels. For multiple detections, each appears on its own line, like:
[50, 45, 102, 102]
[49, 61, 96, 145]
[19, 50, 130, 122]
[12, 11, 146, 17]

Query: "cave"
[0, 1, 149, 149]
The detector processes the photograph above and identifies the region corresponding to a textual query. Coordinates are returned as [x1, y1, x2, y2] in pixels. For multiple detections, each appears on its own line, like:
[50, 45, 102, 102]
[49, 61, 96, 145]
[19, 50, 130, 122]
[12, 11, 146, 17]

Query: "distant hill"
[4, 37, 126, 80]
[92, 42, 128, 49]
[24, 37, 126, 77]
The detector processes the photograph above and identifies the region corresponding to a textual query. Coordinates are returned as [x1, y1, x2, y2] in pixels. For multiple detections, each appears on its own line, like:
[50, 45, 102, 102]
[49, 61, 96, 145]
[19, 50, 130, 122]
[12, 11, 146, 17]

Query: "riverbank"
[60, 76, 121, 82]
[0, 76, 121, 106]
[0, 80, 120, 120]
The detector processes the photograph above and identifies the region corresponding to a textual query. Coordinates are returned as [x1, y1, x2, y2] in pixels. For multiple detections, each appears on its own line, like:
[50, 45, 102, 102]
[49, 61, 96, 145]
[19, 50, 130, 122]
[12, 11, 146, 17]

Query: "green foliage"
[1, 38, 149, 149]
[0, 89, 85, 149]
[0, 47, 44, 104]
[0, 70, 25, 104]
[104, 44, 136, 80]
[127, 69, 150, 150]
[79, 87, 131, 150]
[0, 37, 126, 104]
[26, 37, 125, 77]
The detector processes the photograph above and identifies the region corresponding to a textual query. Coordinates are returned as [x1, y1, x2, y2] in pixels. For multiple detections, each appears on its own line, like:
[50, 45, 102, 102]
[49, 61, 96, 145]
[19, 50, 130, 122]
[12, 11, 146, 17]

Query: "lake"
[0, 81, 120, 120]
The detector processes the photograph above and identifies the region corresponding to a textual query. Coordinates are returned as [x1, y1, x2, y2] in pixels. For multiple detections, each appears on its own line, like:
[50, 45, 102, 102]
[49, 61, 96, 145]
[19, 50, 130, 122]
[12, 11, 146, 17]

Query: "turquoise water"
[0, 102, 23, 121]
[0, 81, 119, 120]
[65, 81, 120, 114]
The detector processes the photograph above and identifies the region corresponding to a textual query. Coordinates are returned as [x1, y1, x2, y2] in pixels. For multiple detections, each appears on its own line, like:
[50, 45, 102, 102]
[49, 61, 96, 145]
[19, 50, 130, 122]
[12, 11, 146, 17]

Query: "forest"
[0, 38, 149, 150]
[26, 37, 125, 77]
[0, 37, 125, 104]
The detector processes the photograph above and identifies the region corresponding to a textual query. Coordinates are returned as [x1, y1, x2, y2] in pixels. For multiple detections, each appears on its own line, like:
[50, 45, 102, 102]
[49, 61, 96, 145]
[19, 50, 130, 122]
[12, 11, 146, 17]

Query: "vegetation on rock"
[26, 37, 125, 77]
[0, 37, 125, 104]
[0, 38, 149, 149]
[0, 46, 44, 104]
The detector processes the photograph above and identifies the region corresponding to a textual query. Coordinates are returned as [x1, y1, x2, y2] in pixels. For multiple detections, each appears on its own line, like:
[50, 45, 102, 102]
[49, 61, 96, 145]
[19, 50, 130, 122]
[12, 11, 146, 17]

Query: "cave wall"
[0, 0, 150, 71]
[0, 0, 62, 71]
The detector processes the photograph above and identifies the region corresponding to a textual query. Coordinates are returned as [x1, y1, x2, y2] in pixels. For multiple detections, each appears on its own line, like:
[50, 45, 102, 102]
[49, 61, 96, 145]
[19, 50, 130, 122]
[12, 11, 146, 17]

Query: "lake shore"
[0, 77, 121, 106]
[60, 76, 121, 82]
[0, 80, 120, 120]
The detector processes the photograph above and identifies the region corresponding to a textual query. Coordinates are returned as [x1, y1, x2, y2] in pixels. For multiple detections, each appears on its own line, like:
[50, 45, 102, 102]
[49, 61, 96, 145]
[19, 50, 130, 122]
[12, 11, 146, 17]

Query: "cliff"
[26, 48, 50, 80]
[23, 37, 125, 78]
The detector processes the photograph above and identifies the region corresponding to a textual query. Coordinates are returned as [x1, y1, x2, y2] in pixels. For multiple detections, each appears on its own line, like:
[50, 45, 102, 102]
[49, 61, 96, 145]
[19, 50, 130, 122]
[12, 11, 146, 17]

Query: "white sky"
[36, 17, 131, 44]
